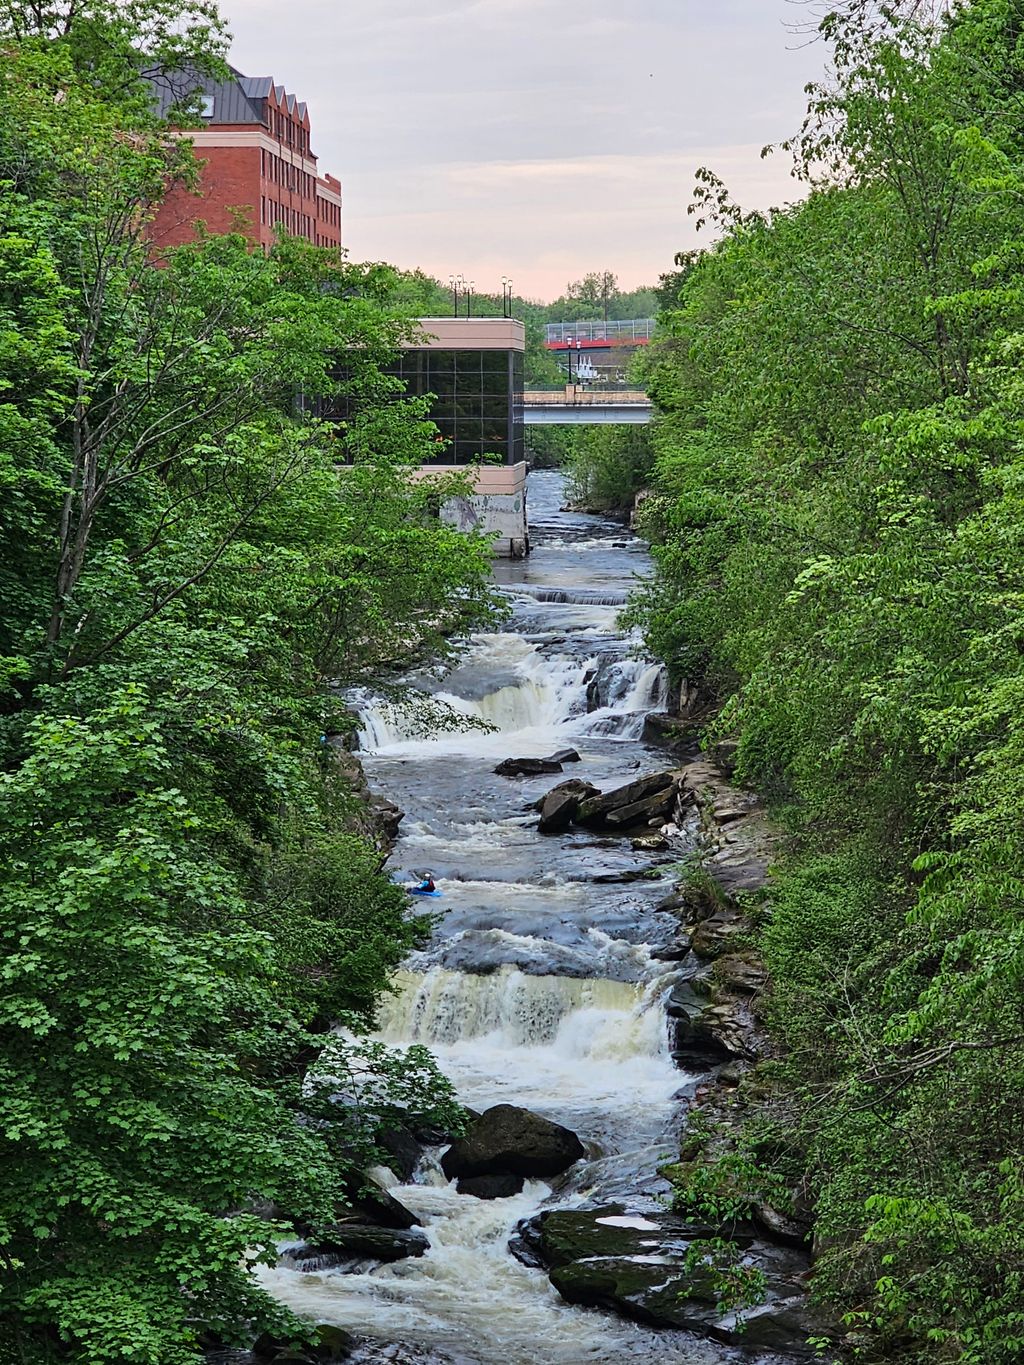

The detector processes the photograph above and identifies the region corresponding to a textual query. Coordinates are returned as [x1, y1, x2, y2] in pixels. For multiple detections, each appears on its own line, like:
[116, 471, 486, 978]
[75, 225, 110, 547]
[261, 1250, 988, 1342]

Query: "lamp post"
[501, 276, 513, 318]
[466, 280, 474, 318]
[449, 273, 466, 317]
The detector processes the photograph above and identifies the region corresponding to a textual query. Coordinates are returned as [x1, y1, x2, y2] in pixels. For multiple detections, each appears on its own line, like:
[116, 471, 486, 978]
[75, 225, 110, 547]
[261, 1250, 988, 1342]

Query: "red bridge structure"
[544, 319, 654, 384]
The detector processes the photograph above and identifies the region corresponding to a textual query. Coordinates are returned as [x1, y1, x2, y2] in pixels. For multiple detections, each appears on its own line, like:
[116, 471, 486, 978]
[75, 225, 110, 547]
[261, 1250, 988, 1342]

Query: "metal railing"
[545, 319, 655, 344]
[520, 388, 650, 407]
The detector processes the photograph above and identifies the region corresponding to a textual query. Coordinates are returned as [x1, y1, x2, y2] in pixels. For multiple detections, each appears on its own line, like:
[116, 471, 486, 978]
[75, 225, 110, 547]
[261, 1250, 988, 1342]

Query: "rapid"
[259, 472, 736, 1364]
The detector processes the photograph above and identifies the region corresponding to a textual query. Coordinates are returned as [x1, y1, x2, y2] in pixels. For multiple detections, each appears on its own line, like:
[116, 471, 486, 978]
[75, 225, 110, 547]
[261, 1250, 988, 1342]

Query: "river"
[259, 471, 740, 1364]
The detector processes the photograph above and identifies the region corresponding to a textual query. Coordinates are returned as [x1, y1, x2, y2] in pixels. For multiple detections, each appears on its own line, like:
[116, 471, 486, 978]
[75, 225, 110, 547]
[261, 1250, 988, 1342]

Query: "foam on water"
[261, 474, 717, 1365]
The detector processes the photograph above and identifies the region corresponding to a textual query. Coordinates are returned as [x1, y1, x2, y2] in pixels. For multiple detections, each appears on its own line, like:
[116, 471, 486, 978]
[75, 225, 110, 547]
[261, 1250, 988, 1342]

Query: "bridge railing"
[544, 318, 655, 345]
[521, 387, 649, 407]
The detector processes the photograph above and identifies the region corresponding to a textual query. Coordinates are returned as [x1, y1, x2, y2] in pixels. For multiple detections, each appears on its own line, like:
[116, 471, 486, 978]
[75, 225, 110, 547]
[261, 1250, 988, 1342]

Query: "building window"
[200, 94, 214, 119]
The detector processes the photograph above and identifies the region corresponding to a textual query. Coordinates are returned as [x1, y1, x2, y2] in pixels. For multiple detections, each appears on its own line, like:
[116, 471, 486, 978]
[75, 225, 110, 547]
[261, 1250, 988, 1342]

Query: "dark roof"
[148, 63, 306, 126]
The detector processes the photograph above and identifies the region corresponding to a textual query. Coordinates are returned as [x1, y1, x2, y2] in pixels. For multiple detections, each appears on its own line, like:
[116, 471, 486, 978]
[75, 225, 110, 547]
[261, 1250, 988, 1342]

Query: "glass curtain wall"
[390, 349, 523, 466]
[323, 349, 523, 466]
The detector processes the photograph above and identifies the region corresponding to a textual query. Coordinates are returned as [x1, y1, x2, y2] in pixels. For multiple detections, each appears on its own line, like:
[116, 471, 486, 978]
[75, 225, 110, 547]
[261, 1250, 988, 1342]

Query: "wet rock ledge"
[510, 734, 841, 1358]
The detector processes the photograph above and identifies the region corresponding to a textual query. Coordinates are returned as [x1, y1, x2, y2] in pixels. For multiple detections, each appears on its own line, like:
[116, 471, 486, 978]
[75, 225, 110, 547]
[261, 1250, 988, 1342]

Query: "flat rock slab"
[511, 1205, 731, 1270]
[576, 770, 681, 831]
[494, 757, 564, 777]
[510, 1205, 818, 1357]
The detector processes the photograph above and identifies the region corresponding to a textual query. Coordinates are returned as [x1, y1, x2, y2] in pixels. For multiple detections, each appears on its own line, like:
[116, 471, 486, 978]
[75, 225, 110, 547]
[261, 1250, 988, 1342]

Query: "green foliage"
[632, 2, 1024, 1359]
[564, 424, 655, 513]
[546, 271, 658, 323]
[0, 5, 493, 1358]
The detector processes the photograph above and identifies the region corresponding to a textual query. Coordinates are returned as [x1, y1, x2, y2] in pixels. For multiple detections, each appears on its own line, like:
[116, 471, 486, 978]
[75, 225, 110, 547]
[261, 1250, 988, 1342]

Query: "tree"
[631, 3, 1024, 1359]
[0, 7, 494, 1358]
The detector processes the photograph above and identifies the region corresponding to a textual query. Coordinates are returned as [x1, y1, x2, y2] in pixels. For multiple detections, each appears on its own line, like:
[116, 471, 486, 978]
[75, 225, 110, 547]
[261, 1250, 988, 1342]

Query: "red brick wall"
[151, 142, 264, 250]
[151, 138, 342, 253]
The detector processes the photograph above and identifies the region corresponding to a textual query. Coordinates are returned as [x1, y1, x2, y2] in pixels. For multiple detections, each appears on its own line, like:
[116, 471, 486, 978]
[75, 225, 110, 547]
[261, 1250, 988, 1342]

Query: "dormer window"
[200, 94, 215, 119]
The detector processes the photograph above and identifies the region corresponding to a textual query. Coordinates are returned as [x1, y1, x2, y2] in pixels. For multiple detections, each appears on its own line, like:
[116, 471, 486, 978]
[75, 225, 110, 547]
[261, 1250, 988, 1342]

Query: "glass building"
[324, 317, 529, 556]
[390, 343, 524, 466]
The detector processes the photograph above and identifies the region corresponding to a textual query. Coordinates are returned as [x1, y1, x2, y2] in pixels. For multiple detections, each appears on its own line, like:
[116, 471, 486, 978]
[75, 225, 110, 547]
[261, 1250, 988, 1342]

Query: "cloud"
[222, 0, 826, 297]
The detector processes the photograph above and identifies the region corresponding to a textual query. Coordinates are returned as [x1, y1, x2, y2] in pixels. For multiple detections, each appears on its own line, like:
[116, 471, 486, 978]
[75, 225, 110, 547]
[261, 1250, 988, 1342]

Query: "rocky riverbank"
[496, 737, 839, 1358]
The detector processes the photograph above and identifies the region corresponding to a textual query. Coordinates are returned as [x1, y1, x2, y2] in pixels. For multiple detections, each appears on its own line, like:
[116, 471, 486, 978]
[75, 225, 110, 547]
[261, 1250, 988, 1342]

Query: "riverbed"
[259, 471, 743, 1364]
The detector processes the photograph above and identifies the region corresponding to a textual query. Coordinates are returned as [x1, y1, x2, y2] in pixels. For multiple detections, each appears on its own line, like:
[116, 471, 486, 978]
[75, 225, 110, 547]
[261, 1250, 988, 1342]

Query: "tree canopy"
[632, 2, 1024, 1359]
[0, 5, 496, 1359]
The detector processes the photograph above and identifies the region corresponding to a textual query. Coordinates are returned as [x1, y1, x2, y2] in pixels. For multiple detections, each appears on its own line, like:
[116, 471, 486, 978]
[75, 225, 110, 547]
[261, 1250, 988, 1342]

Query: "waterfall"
[377, 966, 669, 1059]
[356, 637, 666, 754]
[262, 472, 706, 1365]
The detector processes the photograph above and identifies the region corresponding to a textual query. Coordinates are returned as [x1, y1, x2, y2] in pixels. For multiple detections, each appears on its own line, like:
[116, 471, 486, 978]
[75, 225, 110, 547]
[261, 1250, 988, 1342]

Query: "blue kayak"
[409, 887, 443, 899]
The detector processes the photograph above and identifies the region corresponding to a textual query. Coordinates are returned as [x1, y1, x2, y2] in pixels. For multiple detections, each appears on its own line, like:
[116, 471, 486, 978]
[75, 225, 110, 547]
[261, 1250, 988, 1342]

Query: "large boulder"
[441, 1104, 585, 1181]
[575, 771, 680, 831]
[456, 1172, 525, 1200]
[535, 778, 600, 834]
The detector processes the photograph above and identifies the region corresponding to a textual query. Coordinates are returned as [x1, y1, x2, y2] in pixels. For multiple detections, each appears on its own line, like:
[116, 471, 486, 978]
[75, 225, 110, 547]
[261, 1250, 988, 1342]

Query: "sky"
[222, 0, 829, 302]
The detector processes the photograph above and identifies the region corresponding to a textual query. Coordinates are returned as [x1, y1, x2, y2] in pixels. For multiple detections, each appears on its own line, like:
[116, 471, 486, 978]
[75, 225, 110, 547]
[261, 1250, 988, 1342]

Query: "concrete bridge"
[522, 386, 653, 425]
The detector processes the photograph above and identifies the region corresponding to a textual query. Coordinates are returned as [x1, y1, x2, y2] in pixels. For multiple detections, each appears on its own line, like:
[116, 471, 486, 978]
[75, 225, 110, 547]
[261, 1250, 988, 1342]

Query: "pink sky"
[223, 0, 828, 301]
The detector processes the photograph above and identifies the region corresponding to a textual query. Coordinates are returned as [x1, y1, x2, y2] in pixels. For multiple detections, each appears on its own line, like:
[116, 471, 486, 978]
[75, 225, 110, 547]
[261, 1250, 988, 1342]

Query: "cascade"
[261, 472, 723, 1365]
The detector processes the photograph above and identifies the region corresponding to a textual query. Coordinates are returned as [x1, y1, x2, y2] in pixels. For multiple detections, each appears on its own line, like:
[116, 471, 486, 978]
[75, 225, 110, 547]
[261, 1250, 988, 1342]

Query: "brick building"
[149, 66, 342, 252]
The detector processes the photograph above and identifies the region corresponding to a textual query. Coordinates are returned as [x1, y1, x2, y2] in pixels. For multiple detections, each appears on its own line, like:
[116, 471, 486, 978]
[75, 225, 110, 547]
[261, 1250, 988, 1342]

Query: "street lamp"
[501, 276, 513, 318]
[466, 280, 475, 318]
[449, 273, 466, 317]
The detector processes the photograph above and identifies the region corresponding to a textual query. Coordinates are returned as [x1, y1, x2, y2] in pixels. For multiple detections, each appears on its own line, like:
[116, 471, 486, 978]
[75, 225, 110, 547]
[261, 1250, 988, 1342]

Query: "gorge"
[250, 473, 804, 1365]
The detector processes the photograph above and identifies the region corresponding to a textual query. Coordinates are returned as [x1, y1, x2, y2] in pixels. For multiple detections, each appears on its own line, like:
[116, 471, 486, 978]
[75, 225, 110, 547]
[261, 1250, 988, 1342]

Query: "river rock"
[282, 1225, 429, 1269]
[369, 795, 404, 843]
[440, 1104, 585, 1180]
[751, 1201, 813, 1249]
[376, 1125, 423, 1183]
[689, 909, 745, 960]
[512, 1206, 816, 1354]
[631, 832, 668, 851]
[666, 983, 754, 1065]
[547, 747, 581, 764]
[538, 790, 582, 834]
[704, 845, 771, 897]
[603, 789, 677, 830]
[575, 771, 679, 831]
[494, 756, 564, 777]
[714, 952, 768, 995]
[316, 1225, 429, 1263]
[456, 1172, 525, 1199]
[339, 1173, 421, 1229]
[510, 1205, 728, 1270]
[641, 712, 683, 745]
[532, 777, 600, 813]
[548, 1257, 818, 1354]
[536, 777, 600, 834]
